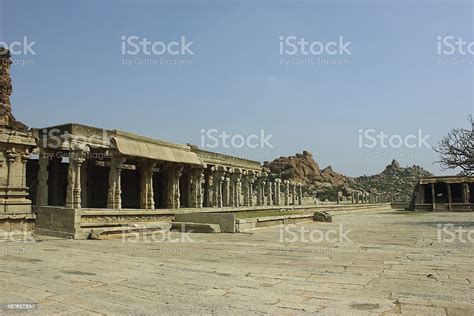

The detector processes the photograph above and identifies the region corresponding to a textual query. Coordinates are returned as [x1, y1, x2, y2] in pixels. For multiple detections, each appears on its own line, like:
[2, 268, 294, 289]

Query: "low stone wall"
[33, 203, 391, 239]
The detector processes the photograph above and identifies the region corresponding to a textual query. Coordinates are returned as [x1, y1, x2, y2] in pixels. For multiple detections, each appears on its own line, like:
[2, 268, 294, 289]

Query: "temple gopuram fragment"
[0, 49, 36, 232]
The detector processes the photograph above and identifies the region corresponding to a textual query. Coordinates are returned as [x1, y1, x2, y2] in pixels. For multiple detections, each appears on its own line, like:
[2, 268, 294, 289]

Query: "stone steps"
[170, 222, 221, 233]
[89, 222, 171, 240]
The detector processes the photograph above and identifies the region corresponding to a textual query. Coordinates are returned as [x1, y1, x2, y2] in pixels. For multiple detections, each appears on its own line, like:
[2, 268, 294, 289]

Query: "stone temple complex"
[0, 48, 472, 239]
[410, 176, 473, 211]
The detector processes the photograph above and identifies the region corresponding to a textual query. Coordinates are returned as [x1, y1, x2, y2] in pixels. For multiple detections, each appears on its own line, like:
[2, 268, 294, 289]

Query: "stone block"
[171, 222, 221, 233]
[174, 212, 235, 233]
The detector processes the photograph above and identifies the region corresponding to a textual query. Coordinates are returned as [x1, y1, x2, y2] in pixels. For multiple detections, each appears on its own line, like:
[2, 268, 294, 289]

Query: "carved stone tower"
[0, 48, 36, 232]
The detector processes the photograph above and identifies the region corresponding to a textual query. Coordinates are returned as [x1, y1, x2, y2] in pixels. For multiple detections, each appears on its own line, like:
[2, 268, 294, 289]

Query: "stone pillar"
[188, 167, 204, 208]
[291, 184, 296, 205]
[165, 164, 183, 209]
[283, 180, 290, 206]
[242, 171, 256, 207]
[274, 178, 281, 206]
[298, 183, 303, 205]
[216, 176, 224, 207]
[431, 183, 436, 209]
[256, 172, 267, 206]
[462, 183, 470, 204]
[212, 166, 226, 208]
[139, 161, 157, 209]
[266, 181, 273, 206]
[66, 151, 85, 209]
[420, 185, 425, 204]
[447, 183, 452, 208]
[229, 168, 242, 208]
[80, 160, 88, 208]
[203, 168, 212, 207]
[36, 154, 49, 207]
[107, 156, 127, 209]
[222, 177, 230, 207]
[336, 191, 341, 204]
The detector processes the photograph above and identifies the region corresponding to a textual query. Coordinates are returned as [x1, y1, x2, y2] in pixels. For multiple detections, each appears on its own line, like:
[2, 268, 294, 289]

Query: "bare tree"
[434, 114, 473, 175]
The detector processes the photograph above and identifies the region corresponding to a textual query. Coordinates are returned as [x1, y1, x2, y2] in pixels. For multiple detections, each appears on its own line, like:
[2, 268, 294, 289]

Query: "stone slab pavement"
[0, 208, 473, 315]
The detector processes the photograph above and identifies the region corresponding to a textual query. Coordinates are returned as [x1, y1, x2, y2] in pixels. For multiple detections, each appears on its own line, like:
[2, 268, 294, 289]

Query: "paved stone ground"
[1, 208, 473, 315]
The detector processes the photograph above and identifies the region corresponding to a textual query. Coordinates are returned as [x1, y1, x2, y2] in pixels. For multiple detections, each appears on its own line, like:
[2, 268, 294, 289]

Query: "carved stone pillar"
[139, 160, 157, 209]
[80, 160, 88, 208]
[274, 179, 281, 206]
[298, 183, 303, 205]
[36, 153, 49, 207]
[222, 177, 230, 207]
[107, 156, 127, 209]
[462, 183, 470, 204]
[289, 183, 295, 205]
[165, 164, 183, 209]
[242, 171, 256, 207]
[266, 181, 273, 206]
[66, 151, 85, 209]
[229, 168, 242, 208]
[283, 180, 290, 206]
[255, 172, 267, 206]
[211, 166, 226, 208]
[188, 167, 204, 208]
[431, 183, 436, 209]
[203, 168, 212, 207]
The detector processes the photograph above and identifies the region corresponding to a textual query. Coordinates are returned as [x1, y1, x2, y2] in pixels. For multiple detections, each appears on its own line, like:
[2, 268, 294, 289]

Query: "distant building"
[410, 176, 473, 211]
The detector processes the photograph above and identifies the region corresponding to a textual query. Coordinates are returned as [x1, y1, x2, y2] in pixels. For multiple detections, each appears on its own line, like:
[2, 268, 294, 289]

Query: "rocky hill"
[263, 152, 432, 201]
[354, 160, 433, 201]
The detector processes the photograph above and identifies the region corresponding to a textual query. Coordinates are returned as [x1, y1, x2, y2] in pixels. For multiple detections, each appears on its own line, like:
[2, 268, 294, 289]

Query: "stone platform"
[1, 208, 473, 314]
[34, 203, 393, 239]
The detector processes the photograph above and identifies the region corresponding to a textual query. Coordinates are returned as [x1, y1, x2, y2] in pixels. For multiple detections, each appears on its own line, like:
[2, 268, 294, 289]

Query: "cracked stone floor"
[1, 208, 473, 315]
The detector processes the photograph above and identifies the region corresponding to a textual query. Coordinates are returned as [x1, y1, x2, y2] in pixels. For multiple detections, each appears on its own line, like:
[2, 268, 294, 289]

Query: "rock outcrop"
[355, 160, 433, 201]
[264, 152, 432, 201]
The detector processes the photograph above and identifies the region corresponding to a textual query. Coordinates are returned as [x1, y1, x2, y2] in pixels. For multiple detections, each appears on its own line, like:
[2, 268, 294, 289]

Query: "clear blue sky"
[1, 0, 472, 176]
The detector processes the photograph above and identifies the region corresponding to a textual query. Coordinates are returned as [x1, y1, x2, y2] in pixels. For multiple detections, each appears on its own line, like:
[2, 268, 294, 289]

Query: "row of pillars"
[205, 167, 303, 208]
[36, 151, 304, 210]
[335, 191, 393, 204]
[419, 182, 471, 208]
